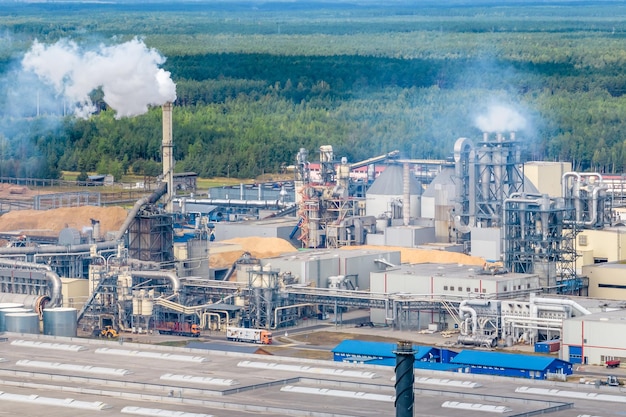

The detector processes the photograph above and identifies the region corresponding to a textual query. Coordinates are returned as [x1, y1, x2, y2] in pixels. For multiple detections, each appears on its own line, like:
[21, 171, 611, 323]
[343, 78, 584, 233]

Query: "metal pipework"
[562, 172, 606, 227]
[394, 340, 415, 417]
[130, 270, 180, 294]
[402, 163, 410, 227]
[453, 137, 475, 234]
[0, 260, 62, 307]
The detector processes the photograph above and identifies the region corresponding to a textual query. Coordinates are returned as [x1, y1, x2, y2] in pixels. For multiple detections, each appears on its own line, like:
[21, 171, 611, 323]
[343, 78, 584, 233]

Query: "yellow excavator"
[93, 325, 119, 338]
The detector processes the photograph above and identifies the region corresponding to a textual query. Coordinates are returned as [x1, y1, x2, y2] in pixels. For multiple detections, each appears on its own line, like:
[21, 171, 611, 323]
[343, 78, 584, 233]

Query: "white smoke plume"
[474, 104, 527, 133]
[21, 37, 176, 118]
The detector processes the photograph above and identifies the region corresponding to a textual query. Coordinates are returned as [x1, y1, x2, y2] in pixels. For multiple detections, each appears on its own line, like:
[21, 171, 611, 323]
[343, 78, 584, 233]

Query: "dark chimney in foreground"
[394, 340, 415, 417]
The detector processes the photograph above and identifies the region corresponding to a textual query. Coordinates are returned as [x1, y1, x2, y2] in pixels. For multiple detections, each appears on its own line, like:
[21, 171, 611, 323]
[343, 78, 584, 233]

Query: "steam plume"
[21, 37, 176, 118]
[474, 104, 526, 133]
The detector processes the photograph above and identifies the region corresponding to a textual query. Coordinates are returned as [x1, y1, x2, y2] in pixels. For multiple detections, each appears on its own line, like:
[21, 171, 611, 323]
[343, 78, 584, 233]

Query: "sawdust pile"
[0, 206, 129, 236]
[209, 237, 298, 269]
[341, 245, 486, 266]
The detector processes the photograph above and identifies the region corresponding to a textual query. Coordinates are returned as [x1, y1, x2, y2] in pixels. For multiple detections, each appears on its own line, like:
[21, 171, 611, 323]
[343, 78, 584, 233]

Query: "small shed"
[450, 350, 573, 379]
[331, 340, 448, 367]
[174, 172, 198, 192]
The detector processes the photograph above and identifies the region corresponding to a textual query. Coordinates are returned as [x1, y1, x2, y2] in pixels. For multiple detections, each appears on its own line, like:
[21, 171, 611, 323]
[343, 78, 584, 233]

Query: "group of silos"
[0, 303, 78, 337]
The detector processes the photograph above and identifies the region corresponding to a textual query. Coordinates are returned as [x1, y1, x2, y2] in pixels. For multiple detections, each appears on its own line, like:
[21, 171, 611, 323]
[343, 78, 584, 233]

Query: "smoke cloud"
[21, 37, 176, 118]
[474, 104, 527, 133]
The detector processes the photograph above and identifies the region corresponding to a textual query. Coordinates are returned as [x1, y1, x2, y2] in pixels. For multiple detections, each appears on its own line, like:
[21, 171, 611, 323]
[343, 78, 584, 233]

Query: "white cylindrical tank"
[141, 298, 153, 316]
[42, 307, 77, 337]
[0, 307, 31, 332]
[5, 312, 39, 334]
[132, 297, 140, 315]
[250, 265, 262, 287]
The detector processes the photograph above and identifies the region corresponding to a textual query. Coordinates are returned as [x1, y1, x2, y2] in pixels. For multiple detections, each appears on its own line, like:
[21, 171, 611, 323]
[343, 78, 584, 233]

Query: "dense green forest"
[1, 1, 626, 179]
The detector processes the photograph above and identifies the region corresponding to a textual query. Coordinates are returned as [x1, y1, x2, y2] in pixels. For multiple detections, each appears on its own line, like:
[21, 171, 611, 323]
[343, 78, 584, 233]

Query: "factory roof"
[422, 167, 455, 198]
[331, 340, 437, 360]
[186, 341, 271, 355]
[583, 260, 626, 269]
[268, 247, 400, 262]
[563, 307, 626, 323]
[381, 262, 537, 281]
[367, 164, 422, 196]
[451, 350, 566, 371]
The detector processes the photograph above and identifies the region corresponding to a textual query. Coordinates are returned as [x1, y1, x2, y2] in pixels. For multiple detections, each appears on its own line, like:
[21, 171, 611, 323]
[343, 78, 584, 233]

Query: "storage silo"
[0, 307, 30, 332]
[5, 312, 39, 334]
[43, 307, 78, 337]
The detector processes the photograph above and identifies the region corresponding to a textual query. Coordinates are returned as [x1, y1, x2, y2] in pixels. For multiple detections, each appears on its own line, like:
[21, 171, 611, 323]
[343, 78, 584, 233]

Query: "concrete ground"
[1, 330, 626, 417]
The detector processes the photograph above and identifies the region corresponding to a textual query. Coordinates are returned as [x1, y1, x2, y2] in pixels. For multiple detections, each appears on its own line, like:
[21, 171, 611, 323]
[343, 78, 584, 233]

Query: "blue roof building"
[450, 350, 573, 379]
[331, 340, 457, 368]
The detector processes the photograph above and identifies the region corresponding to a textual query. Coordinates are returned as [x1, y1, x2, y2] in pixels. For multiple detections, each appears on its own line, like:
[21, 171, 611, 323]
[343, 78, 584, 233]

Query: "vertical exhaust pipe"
[394, 340, 415, 417]
[162, 102, 174, 212]
[403, 163, 410, 226]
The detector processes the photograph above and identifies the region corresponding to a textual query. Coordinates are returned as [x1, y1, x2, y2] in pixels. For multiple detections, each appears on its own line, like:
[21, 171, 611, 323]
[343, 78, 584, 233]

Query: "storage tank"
[0, 307, 30, 332]
[42, 307, 77, 337]
[5, 312, 39, 334]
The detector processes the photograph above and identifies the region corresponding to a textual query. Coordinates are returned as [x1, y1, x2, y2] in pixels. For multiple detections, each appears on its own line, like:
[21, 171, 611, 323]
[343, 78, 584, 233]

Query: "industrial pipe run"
[394, 340, 415, 417]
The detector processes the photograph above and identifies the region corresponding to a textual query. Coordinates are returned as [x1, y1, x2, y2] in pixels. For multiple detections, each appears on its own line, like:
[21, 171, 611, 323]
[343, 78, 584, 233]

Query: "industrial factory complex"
[3, 104, 626, 415]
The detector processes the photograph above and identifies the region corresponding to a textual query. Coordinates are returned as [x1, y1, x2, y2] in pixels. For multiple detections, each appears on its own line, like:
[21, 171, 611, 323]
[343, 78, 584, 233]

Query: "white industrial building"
[369, 263, 542, 328]
[365, 164, 421, 221]
[247, 248, 402, 289]
[562, 309, 626, 365]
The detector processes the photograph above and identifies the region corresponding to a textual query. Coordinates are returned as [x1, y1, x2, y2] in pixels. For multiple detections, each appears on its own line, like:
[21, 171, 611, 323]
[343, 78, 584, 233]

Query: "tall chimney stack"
[162, 102, 174, 212]
[394, 340, 415, 417]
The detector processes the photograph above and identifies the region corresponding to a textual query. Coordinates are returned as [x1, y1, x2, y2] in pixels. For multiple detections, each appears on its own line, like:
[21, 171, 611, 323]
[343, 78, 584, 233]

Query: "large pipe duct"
[394, 340, 415, 417]
[530, 295, 591, 316]
[130, 270, 181, 294]
[175, 197, 292, 210]
[0, 293, 50, 313]
[0, 259, 62, 307]
[115, 183, 167, 241]
[453, 137, 474, 234]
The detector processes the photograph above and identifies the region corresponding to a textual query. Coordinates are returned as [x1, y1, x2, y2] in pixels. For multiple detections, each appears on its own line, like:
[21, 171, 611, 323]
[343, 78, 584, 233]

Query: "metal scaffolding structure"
[452, 133, 524, 242]
[503, 193, 579, 294]
[127, 208, 174, 265]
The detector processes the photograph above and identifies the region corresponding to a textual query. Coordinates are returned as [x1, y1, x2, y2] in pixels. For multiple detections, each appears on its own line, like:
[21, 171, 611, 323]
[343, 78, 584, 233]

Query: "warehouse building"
[450, 350, 573, 380]
[332, 340, 448, 364]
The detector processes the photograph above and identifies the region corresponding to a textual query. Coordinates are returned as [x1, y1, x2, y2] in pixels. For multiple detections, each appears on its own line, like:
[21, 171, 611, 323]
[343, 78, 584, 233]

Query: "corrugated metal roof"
[421, 167, 455, 198]
[186, 341, 270, 355]
[331, 340, 435, 360]
[367, 164, 422, 196]
[450, 350, 558, 371]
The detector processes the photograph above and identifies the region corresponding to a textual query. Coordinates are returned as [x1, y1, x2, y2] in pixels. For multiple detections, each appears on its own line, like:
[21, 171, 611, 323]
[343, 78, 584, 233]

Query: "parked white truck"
[226, 327, 272, 344]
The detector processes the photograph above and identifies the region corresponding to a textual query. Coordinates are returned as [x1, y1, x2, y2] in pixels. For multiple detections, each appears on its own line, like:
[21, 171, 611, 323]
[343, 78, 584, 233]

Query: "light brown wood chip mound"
[0, 206, 129, 236]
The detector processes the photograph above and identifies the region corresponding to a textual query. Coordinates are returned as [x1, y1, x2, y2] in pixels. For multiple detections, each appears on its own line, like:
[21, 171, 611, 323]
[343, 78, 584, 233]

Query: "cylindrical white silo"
[5, 312, 39, 334]
[43, 307, 77, 337]
[141, 298, 153, 316]
[0, 307, 31, 332]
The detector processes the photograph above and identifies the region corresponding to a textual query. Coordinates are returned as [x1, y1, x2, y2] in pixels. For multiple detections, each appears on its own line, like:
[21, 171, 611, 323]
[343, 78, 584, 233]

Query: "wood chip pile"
[209, 237, 298, 269]
[0, 206, 129, 237]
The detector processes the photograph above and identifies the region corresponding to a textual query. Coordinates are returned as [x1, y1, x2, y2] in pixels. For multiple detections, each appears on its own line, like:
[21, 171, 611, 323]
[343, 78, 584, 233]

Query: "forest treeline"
[1, 2, 626, 179]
